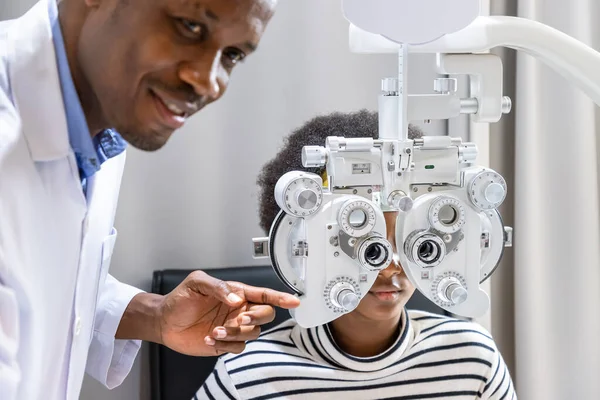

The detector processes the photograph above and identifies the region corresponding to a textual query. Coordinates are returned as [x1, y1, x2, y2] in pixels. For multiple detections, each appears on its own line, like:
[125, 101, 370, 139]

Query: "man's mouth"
[150, 89, 199, 130]
[163, 101, 186, 117]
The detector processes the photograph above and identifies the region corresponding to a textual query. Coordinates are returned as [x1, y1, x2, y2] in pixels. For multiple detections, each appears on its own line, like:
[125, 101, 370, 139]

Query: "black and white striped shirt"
[196, 309, 515, 400]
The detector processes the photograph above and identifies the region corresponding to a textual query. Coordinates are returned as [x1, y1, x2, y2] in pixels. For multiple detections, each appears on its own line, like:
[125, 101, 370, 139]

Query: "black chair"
[149, 266, 448, 400]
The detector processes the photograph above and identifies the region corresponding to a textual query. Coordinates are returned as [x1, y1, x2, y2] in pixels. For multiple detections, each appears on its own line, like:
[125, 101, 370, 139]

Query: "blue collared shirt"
[48, 0, 126, 191]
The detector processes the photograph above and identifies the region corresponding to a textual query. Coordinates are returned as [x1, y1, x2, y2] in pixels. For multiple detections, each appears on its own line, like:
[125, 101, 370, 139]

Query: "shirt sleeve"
[194, 357, 241, 400]
[481, 345, 517, 400]
[85, 274, 144, 389]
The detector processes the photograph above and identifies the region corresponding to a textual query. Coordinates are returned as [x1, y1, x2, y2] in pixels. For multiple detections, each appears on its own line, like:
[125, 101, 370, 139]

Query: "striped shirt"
[195, 309, 516, 400]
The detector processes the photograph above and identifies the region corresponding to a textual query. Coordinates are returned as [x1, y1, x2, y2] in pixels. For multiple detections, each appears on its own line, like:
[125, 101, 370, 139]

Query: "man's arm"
[115, 292, 163, 343]
[113, 270, 299, 358]
[195, 357, 241, 400]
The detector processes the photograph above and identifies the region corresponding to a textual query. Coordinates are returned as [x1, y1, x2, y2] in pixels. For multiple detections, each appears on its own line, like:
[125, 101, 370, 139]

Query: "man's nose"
[178, 51, 223, 101]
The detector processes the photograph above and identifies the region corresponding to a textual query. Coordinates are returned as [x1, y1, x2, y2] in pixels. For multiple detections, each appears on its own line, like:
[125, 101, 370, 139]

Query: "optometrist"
[0, 0, 297, 399]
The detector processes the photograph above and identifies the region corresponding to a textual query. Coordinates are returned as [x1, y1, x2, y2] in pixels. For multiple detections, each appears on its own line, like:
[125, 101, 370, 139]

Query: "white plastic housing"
[342, 0, 480, 45]
[395, 191, 491, 317]
[272, 194, 387, 328]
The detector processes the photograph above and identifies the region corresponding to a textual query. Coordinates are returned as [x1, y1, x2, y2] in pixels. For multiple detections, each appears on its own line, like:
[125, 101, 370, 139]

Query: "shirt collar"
[48, 0, 126, 179]
[293, 308, 414, 372]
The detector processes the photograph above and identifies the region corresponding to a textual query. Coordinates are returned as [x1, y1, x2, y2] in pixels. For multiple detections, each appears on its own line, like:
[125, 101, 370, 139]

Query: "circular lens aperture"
[404, 230, 447, 268]
[357, 236, 393, 271]
[428, 196, 465, 234]
[338, 199, 377, 238]
[349, 209, 367, 229]
[417, 240, 440, 263]
[438, 204, 458, 226]
[365, 243, 387, 267]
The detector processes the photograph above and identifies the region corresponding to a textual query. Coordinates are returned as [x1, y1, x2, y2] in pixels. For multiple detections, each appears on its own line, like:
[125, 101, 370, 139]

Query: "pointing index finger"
[239, 284, 300, 309]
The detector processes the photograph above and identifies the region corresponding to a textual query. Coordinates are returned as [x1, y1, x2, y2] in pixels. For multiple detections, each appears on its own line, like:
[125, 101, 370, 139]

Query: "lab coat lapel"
[8, 0, 71, 162]
[84, 152, 127, 244]
[7, 0, 126, 238]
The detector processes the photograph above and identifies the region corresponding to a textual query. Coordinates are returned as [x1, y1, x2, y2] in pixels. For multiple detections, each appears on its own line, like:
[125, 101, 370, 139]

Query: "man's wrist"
[116, 292, 164, 344]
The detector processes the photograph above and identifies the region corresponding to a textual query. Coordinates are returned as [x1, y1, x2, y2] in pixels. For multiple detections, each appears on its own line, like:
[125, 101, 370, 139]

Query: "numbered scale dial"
[428, 196, 466, 234]
[431, 271, 468, 308]
[275, 172, 324, 217]
[338, 199, 377, 238]
[323, 276, 362, 313]
[468, 170, 507, 210]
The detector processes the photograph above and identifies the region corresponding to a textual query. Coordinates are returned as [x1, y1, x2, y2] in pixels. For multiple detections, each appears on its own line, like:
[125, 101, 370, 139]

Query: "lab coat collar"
[8, 0, 70, 162]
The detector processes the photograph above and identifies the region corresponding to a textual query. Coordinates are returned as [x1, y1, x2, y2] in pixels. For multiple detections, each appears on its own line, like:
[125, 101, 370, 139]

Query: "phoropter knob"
[302, 146, 328, 168]
[388, 190, 413, 212]
[437, 277, 468, 306]
[274, 171, 323, 217]
[468, 169, 507, 210]
[329, 282, 360, 312]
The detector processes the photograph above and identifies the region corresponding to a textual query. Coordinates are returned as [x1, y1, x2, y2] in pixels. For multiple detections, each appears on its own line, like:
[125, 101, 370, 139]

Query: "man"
[0, 0, 300, 399]
[196, 110, 516, 399]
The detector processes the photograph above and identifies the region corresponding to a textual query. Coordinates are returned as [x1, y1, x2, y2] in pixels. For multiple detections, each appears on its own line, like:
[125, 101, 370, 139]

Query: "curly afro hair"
[256, 109, 424, 234]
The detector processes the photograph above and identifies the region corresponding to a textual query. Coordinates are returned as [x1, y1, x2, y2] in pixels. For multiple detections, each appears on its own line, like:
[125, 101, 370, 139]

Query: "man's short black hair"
[256, 109, 424, 234]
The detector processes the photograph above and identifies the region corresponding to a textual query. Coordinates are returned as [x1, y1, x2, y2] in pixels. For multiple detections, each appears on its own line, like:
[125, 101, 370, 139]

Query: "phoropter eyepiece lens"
[405, 230, 447, 268]
[417, 240, 440, 263]
[365, 243, 387, 267]
[357, 236, 393, 271]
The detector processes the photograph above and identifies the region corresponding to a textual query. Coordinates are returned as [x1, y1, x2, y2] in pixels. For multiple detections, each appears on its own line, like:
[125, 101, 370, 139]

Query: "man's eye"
[223, 48, 246, 65]
[180, 19, 203, 36]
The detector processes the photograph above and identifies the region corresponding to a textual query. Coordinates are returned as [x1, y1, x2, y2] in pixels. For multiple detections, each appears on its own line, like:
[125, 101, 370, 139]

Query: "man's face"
[78, 0, 276, 150]
[346, 211, 416, 322]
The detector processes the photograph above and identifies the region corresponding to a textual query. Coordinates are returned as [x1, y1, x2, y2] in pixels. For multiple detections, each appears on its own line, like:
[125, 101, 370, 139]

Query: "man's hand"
[116, 270, 300, 356]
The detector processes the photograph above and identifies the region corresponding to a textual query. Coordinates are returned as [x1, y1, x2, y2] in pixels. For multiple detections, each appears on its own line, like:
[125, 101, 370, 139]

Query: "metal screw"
[349, 238, 357, 246]
[405, 148, 411, 154]
[334, 252, 340, 257]
[443, 234, 452, 243]
[428, 187, 433, 192]
[327, 225, 332, 230]
[397, 172, 402, 177]
[353, 189, 358, 194]
[367, 189, 372, 194]
[289, 221, 293, 225]
[413, 187, 418, 192]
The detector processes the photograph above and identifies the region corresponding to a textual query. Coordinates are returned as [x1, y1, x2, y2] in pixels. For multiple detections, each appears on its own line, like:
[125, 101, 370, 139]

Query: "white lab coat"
[0, 1, 143, 399]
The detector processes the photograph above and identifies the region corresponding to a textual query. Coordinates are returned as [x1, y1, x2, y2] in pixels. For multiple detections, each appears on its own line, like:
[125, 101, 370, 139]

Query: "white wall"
[1, 1, 446, 399]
